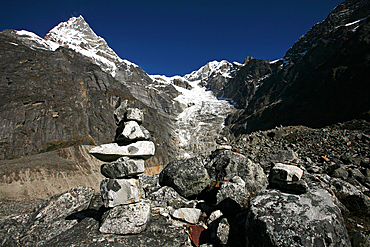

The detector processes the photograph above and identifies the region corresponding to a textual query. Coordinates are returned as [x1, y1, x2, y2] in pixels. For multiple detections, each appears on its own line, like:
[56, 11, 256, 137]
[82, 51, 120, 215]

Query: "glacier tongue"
[172, 78, 235, 158]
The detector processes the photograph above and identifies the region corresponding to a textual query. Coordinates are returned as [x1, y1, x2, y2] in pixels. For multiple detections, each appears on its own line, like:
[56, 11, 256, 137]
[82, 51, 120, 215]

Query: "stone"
[114, 100, 128, 125]
[207, 210, 223, 225]
[216, 180, 250, 209]
[89, 141, 155, 161]
[126, 108, 144, 123]
[101, 156, 145, 178]
[269, 163, 308, 194]
[269, 163, 303, 182]
[331, 167, 349, 180]
[99, 199, 151, 235]
[206, 150, 268, 195]
[6, 186, 95, 246]
[139, 174, 161, 198]
[100, 178, 142, 207]
[34, 186, 94, 224]
[159, 155, 211, 198]
[216, 218, 230, 245]
[171, 208, 202, 224]
[189, 225, 206, 247]
[245, 189, 351, 246]
[115, 120, 150, 143]
[149, 186, 192, 208]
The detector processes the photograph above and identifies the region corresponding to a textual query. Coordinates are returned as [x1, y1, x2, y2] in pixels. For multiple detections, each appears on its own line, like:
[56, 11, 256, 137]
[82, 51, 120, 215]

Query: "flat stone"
[89, 141, 155, 161]
[171, 208, 202, 224]
[99, 199, 151, 235]
[115, 121, 150, 143]
[100, 178, 142, 208]
[101, 157, 145, 178]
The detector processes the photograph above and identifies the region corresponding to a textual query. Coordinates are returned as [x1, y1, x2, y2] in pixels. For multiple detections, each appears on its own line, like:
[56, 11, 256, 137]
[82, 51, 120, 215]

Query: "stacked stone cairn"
[89, 102, 155, 235]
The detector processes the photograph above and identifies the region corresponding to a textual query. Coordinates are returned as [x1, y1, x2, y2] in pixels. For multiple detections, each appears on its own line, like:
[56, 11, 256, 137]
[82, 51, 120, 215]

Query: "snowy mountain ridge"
[14, 16, 137, 77]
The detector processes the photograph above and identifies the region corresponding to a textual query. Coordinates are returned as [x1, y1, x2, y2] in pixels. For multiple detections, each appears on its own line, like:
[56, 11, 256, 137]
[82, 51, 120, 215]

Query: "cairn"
[89, 101, 155, 234]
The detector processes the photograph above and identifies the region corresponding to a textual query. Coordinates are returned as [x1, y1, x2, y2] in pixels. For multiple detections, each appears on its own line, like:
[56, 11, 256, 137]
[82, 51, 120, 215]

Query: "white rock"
[114, 100, 128, 124]
[126, 108, 144, 123]
[100, 178, 142, 207]
[171, 208, 202, 224]
[116, 121, 150, 143]
[99, 199, 151, 235]
[207, 210, 223, 225]
[216, 145, 232, 150]
[270, 163, 303, 182]
[89, 141, 155, 161]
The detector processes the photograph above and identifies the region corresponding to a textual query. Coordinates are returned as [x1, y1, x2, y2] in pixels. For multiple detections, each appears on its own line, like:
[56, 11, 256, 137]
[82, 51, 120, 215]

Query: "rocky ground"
[1, 119, 370, 246]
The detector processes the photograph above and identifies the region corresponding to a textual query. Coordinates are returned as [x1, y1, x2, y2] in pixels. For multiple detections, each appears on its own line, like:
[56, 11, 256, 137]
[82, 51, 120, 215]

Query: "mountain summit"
[44, 15, 136, 76]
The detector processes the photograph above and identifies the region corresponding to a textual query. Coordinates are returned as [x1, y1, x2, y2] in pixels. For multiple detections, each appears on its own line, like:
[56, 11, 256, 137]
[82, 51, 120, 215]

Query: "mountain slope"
[0, 16, 238, 199]
[221, 0, 370, 135]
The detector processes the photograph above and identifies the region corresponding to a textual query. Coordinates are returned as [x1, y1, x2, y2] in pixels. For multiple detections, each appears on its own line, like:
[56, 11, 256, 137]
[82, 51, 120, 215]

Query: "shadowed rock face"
[0, 31, 177, 199]
[220, 0, 370, 135]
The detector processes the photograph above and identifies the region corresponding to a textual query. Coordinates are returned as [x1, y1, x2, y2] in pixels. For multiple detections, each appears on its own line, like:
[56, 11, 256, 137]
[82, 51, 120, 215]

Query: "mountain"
[218, 0, 370, 135]
[0, 17, 236, 199]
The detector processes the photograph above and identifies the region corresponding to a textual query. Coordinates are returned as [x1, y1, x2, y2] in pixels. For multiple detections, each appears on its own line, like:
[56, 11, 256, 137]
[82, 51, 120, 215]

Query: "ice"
[172, 77, 235, 157]
[345, 18, 366, 27]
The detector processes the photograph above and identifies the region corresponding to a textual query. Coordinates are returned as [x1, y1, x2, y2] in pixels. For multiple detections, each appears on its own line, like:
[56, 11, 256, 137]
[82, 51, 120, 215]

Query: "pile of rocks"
[89, 101, 155, 234]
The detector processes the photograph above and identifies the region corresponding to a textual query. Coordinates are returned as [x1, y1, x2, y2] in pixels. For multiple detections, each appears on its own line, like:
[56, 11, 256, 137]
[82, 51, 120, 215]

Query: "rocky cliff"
[219, 0, 370, 136]
[0, 30, 178, 199]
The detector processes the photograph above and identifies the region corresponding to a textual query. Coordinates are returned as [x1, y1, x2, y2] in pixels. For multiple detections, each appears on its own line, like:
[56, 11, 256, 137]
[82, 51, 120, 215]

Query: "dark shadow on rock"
[65, 206, 108, 223]
[215, 198, 242, 217]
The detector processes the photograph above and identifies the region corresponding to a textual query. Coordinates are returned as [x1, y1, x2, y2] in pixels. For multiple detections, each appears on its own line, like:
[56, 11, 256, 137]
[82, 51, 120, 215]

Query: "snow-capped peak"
[184, 60, 238, 83]
[44, 15, 139, 76]
[13, 16, 137, 77]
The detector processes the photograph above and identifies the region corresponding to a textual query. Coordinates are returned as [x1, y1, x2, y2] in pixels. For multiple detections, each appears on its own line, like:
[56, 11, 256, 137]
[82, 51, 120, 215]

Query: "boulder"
[100, 178, 142, 207]
[32, 186, 94, 224]
[89, 141, 155, 161]
[171, 208, 202, 224]
[13, 186, 95, 246]
[216, 180, 250, 209]
[206, 150, 268, 195]
[115, 120, 150, 143]
[270, 163, 303, 181]
[159, 156, 211, 198]
[246, 189, 350, 246]
[149, 186, 192, 208]
[99, 199, 151, 235]
[101, 157, 145, 178]
[269, 163, 308, 194]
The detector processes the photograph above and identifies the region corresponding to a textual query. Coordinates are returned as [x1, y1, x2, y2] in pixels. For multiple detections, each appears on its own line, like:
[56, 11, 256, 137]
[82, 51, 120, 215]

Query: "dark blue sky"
[1, 0, 344, 76]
